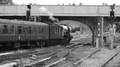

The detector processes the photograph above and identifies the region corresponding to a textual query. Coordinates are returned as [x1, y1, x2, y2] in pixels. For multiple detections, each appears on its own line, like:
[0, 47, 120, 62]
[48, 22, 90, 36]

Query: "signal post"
[110, 4, 115, 49]
[26, 4, 31, 21]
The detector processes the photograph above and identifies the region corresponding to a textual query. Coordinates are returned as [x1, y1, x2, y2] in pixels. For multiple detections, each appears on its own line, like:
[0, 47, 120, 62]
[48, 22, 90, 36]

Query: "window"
[3, 25, 8, 34]
[42, 29, 44, 34]
[39, 27, 41, 34]
[10, 25, 15, 34]
[29, 27, 31, 34]
[17, 26, 22, 34]
[54, 28, 60, 35]
[26, 27, 28, 34]
[34, 27, 36, 34]
[55, 28, 58, 34]
[38, 27, 44, 34]
[23, 27, 25, 34]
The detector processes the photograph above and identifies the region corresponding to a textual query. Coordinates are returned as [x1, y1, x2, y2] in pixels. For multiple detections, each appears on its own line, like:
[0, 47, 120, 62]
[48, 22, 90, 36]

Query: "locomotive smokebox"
[61, 25, 72, 32]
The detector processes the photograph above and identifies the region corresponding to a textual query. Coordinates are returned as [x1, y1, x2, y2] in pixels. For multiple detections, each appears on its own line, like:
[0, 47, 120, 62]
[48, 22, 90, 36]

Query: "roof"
[0, 19, 48, 26]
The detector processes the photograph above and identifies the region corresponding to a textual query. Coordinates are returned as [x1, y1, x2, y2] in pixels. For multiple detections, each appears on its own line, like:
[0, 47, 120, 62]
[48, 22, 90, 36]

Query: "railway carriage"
[0, 19, 72, 49]
[0, 19, 49, 49]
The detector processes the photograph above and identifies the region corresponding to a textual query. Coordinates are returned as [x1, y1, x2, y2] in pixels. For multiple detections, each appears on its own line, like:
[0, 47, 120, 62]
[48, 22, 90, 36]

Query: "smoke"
[39, 7, 48, 12]
[39, 7, 55, 21]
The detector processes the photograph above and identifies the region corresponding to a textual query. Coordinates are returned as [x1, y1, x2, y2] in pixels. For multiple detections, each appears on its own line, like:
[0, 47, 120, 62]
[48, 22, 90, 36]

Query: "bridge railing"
[0, 5, 120, 16]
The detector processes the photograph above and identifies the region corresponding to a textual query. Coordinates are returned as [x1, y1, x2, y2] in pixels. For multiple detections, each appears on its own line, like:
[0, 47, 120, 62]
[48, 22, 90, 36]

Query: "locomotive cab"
[61, 25, 73, 41]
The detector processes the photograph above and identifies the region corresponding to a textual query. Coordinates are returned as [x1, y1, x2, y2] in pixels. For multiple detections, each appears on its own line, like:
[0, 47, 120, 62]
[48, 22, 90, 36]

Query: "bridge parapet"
[0, 5, 120, 16]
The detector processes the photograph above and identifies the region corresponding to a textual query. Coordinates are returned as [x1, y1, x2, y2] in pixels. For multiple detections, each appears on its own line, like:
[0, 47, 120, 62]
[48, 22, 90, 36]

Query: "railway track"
[22, 42, 83, 67]
[71, 49, 120, 67]
[0, 46, 64, 67]
[2, 35, 119, 67]
[37, 41, 91, 67]
[0, 36, 92, 67]
[0, 41, 82, 66]
[100, 50, 120, 67]
[0, 46, 63, 63]
[0, 40, 82, 62]
[73, 49, 101, 66]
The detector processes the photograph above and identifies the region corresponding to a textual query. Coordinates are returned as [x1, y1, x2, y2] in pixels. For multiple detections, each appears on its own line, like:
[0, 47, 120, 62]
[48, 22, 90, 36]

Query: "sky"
[13, 0, 120, 5]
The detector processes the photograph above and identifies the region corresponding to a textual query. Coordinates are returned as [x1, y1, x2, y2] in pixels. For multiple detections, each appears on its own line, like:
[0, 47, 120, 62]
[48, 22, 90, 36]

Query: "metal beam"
[0, 5, 120, 16]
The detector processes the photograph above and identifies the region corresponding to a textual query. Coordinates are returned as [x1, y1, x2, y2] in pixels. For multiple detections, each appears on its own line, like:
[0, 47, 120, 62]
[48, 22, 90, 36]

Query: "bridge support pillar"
[96, 20, 100, 48]
[96, 17, 104, 48]
[96, 37, 99, 48]
[110, 24, 115, 49]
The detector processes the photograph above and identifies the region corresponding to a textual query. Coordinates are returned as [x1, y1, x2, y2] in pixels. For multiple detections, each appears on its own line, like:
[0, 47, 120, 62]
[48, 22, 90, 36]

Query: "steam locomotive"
[0, 19, 72, 49]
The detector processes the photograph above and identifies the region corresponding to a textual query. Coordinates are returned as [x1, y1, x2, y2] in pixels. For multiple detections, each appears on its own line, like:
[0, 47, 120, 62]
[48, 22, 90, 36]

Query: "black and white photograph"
[0, 0, 120, 67]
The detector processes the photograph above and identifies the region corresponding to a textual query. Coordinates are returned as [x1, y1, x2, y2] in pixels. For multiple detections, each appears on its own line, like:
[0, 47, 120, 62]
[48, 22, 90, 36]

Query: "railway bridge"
[0, 5, 120, 47]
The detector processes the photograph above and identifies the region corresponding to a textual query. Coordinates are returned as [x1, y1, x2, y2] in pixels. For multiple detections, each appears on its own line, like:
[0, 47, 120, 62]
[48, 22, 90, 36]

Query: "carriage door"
[25, 27, 29, 40]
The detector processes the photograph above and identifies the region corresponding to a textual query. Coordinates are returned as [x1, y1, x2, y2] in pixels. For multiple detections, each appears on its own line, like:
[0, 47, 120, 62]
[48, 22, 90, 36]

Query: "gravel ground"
[105, 50, 120, 67]
[0, 46, 62, 66]
[51, 48, 120, 67]
[71, 32, 92, 42]
[2, 48, 120, 67]
[54, 46, 97, 67]
[54, 32, 120, 67]
[77, 48, 120, 67]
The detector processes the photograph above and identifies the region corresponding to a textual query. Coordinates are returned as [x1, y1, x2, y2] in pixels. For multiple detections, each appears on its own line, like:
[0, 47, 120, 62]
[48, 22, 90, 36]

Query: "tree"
[0, 0, 14, 5]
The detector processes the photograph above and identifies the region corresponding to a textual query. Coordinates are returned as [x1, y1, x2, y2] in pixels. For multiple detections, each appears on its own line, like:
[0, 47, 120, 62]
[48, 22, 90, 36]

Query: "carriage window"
[10, 25, 15, 34]
[38, 27, 43, 34]
[3, 25, 8, 34]
[29, 27, 31, 34]
[42, 29, 44, 34]
[17, 26, 22, 34]
[23, 27, 25, 33]
[34, 27, 36, 34]
[55, 28, 58, 34]
[26, 27, 28, 34]
[39, 27, 41, 34]
[55, 28, 59, 34]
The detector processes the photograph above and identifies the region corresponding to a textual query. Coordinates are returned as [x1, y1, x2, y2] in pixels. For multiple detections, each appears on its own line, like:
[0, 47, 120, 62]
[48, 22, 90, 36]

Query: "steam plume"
[39, 7, 55, 21]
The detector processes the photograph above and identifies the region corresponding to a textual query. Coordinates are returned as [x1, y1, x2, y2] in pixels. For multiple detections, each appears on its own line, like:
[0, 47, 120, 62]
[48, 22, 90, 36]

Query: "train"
[0, 19, 72, 49]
